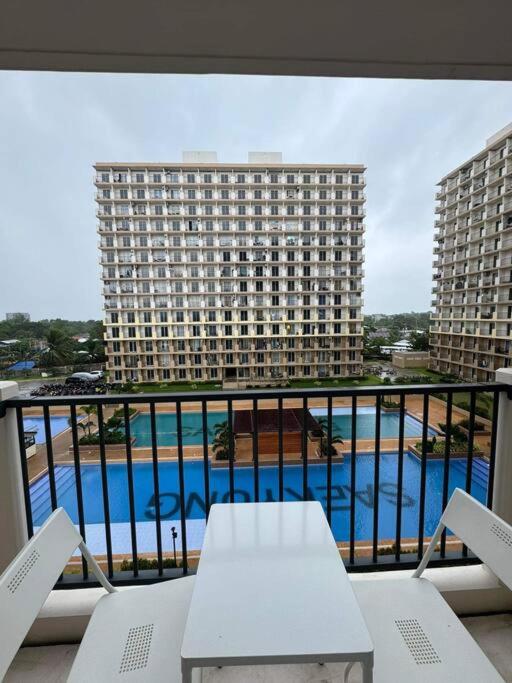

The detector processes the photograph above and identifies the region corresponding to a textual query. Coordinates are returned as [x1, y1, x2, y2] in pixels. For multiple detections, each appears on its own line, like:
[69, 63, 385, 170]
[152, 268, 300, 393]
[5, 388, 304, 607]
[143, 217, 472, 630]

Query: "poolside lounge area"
[21, 393, 491, 482]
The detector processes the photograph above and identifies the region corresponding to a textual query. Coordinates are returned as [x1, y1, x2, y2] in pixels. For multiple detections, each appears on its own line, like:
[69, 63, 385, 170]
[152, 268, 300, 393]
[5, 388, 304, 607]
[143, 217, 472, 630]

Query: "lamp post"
[171, 526, 178, 565]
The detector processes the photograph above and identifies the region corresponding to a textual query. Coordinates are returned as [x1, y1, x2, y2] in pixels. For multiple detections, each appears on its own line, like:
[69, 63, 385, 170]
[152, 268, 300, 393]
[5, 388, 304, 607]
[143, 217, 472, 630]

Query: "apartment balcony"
[2, 376, 512, 680]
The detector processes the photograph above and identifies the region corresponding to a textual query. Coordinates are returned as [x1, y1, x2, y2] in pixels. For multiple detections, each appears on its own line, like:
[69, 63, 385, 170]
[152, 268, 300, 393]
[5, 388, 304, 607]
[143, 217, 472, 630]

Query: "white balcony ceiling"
[1, 0, 512, 79]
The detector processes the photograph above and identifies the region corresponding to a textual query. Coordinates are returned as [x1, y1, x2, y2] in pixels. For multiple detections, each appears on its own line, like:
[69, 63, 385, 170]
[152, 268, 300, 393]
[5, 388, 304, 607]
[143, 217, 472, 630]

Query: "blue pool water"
[130, 407, 434, 447]
[130, 411, 227, 447]
[23, 416, 72, 444]
[30, 454, 488, 543]
[310, 407, 438, 439]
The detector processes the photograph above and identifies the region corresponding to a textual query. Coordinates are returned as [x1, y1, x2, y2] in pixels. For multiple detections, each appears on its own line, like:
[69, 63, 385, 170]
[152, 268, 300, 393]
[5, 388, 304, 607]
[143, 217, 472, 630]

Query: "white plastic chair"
[0, 508, 199, 682]
[347, 488, 511, 682]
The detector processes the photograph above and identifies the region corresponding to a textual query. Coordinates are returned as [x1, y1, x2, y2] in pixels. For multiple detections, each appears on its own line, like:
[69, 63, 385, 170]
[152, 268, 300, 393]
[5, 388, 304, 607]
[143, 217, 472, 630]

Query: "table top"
[181, 501, 373, 666]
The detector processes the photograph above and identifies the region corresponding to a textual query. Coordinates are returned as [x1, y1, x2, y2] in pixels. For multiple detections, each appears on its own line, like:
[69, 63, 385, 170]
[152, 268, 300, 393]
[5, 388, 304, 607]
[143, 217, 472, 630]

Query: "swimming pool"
[309, 407, 437, 439]
[130, 406, 434, 447]
[30, 453, 488, 548]
[23, 416, 73, 444]
[130, 411, 228, 447]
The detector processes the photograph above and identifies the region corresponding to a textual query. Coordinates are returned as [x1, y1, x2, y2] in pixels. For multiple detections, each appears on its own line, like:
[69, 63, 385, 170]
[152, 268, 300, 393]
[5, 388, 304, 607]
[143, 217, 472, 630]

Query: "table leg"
[181, 661, 193, 683]
[362, 660, 373, 683]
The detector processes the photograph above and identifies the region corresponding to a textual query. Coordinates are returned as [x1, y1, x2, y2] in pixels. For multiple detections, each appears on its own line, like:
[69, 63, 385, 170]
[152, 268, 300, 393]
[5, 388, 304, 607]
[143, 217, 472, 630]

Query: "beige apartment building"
[431, 124, 512, 382]
[96, 152, 365, 384]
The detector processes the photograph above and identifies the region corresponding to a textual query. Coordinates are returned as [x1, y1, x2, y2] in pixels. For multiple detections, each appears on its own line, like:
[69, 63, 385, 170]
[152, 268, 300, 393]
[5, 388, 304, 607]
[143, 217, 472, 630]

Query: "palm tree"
[212, 420, 231, 461]
[315, 416, 344, 458]
[39, 327, 74, 367]
[74, 405, 97, 439]
[81, 337, 107, 363]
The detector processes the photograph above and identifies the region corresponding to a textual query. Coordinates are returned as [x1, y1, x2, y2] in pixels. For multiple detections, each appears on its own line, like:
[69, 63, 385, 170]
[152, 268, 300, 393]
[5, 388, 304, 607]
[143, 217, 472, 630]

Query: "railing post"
[493, 369, 512, 524]
[0, 381, 28, 573]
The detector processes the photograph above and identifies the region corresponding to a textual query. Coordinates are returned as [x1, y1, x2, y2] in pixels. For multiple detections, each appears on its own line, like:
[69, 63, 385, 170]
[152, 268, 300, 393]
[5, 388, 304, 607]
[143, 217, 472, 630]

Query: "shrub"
[438, 423, 467, 443]
[399, 375, 433, 385]
[434, 440, 480, 454]
[457, 400, 491, 420]
[431, 391, 446, 400]
[415, 438, 435, 453]
[458, 418, 486, 432]
[438, 373, 459, 384]
[112, 406, 136, 419]
[382, 400, 400, 410]
[78, 431, 125, 445]
[120, 558, 181, 571]
[377, 543, 417, 556]
[415, 438, 481, 455]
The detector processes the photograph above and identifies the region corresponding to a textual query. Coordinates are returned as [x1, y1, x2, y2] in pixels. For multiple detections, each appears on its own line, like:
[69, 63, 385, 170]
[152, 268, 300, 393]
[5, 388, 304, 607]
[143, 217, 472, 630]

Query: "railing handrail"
[1, 378, 505, 587]
[1, 381, 508, 412]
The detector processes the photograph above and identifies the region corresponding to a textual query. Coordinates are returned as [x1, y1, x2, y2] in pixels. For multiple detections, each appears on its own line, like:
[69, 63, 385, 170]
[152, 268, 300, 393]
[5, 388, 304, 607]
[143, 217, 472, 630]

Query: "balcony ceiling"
[1, 0, 512, 79]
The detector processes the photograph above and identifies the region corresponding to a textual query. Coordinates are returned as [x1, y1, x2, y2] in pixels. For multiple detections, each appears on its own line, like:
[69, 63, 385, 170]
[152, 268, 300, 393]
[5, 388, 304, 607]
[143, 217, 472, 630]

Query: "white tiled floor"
[6, 614, 512, 682]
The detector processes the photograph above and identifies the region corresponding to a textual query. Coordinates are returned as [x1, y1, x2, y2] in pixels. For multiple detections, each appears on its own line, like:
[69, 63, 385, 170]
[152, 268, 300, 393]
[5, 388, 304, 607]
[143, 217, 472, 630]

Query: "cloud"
[1, 72, 512, 319]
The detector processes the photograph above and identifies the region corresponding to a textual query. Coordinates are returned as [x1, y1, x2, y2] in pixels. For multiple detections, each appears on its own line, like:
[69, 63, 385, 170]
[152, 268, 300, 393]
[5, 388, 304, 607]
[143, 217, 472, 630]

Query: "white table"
[181, 501, 374, 682]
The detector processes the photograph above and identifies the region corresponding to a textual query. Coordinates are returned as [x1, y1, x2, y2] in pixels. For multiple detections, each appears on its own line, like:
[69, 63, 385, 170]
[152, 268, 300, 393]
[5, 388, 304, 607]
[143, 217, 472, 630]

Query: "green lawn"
[114, 381, 223, 394]
[402, 367, 440, 378]
[112, 370, 468, 398]
[114, 375, 385, 394]
[288, 375, 383, 389]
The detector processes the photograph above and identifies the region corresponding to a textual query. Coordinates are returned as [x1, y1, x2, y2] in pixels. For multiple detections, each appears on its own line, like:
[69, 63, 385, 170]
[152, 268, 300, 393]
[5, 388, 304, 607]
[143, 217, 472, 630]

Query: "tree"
[73, 405, 126, 445]
[80, 336, 107, 363]
[74, 405, 97, 439]
[212, 421, 231, 461]
[38, 327, 74, 367]
[409, 330, 430, 352]
[363, 334, 388, 358]
[315, 416, 344, 458]
[88, 320, 106, 342]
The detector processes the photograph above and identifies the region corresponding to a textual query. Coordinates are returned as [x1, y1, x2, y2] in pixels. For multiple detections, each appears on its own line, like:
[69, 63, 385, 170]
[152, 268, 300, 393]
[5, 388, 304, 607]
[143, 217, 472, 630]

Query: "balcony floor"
[5, 614, 512, 682]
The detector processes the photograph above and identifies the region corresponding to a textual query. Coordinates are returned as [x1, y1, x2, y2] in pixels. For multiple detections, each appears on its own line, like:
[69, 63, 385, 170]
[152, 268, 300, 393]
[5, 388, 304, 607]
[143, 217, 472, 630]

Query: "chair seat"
[352, 578, 504, 682]
[68, 576, 199, 682]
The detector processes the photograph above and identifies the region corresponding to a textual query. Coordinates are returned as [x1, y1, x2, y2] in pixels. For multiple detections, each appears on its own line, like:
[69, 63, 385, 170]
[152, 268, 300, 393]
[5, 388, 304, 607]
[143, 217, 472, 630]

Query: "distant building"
[380, 339, 412, 355]
[368, 328, 390, 340]
[0, 339, 19, 347]
[392, 351, 430, 368]
[72, 335, 90, 343]
[96, 154, 366, 383]
[5, 313, 30, 322]
[431, 122, 512, 381]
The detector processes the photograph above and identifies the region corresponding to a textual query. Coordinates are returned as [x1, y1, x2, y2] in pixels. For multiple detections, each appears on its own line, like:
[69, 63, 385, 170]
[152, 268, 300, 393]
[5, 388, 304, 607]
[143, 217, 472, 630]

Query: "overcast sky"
[1, 72, 512, 321]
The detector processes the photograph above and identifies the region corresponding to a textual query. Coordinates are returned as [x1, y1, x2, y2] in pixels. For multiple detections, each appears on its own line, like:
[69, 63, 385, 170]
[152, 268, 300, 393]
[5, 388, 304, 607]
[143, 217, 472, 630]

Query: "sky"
[1, 72, 512, 321]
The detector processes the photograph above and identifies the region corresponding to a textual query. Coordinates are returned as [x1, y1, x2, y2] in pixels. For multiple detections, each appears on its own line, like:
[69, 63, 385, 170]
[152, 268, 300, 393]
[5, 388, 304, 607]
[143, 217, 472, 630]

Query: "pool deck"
[23, 394, 491, 484]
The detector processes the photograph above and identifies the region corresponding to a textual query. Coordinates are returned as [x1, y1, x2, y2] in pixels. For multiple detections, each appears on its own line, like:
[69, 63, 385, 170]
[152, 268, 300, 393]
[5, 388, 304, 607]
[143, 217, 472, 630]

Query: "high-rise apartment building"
[431, 124, 512, 381]
[96, 152, 365, 384]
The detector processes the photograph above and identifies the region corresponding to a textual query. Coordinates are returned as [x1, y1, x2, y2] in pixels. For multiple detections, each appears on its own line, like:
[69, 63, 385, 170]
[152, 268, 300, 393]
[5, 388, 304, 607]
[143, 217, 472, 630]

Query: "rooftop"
[233, 407, 321, 434]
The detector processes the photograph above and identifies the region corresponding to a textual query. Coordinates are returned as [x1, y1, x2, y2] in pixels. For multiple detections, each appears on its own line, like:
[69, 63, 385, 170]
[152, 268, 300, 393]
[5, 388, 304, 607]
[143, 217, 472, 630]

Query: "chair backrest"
[0, 508, 82, 680]
[441, 488, 512, 590]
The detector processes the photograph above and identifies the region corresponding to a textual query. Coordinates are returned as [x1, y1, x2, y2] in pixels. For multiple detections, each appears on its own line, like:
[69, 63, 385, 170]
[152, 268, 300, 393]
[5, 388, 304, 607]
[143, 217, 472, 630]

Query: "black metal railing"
[1, 382, 508, 588]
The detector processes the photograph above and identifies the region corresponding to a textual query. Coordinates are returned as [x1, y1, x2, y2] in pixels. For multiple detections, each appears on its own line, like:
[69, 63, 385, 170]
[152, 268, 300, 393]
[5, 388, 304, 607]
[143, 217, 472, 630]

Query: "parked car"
[89, 370, 104, 379]
[66, 372, 101, 384]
